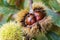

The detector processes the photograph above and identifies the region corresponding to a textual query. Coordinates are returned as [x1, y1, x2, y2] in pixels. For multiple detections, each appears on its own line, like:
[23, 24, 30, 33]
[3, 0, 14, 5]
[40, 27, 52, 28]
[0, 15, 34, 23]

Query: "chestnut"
[34, 11, 43, 21]
[25, 14, 36, 25]
[34, 8, 46, 21]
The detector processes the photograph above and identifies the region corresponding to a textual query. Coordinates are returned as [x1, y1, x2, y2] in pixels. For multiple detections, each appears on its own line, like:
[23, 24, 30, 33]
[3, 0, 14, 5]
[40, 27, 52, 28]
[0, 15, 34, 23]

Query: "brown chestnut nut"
[34, 8, 46, 21]
[25, 14, 36, 25]
[34, 11, 44, 21]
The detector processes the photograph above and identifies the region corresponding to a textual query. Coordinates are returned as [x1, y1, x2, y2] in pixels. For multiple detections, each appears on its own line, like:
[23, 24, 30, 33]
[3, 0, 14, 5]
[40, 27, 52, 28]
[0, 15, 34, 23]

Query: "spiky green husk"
[0, 22, 23, 40]
[32, 2, 46, 10]
[15, 9, 29, 24]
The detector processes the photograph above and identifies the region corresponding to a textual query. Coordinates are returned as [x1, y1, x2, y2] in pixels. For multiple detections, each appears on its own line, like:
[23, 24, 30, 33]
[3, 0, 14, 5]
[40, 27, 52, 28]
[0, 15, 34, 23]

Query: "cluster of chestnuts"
[25, 8, 46, 25]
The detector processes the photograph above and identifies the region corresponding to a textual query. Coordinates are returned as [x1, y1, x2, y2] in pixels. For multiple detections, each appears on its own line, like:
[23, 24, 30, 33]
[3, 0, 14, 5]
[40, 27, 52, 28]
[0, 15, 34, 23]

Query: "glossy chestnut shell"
[34, 8, 46, 21]
[25, 14, 36, 25]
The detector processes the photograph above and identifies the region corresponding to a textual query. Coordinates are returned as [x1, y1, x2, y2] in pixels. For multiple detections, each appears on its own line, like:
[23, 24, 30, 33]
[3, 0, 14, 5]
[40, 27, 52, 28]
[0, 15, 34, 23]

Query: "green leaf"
[9, 0, 15, 5]
[51, 26, 60, 36]
[35, 33, 48, 40]
[40, 0, 60, 12]
[46, 9, 60, 27]
[46, 31, 60, 40]
[3, 0, 9, 6]
[0, 5, 18, 25]
[24, 0, 29, 8]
